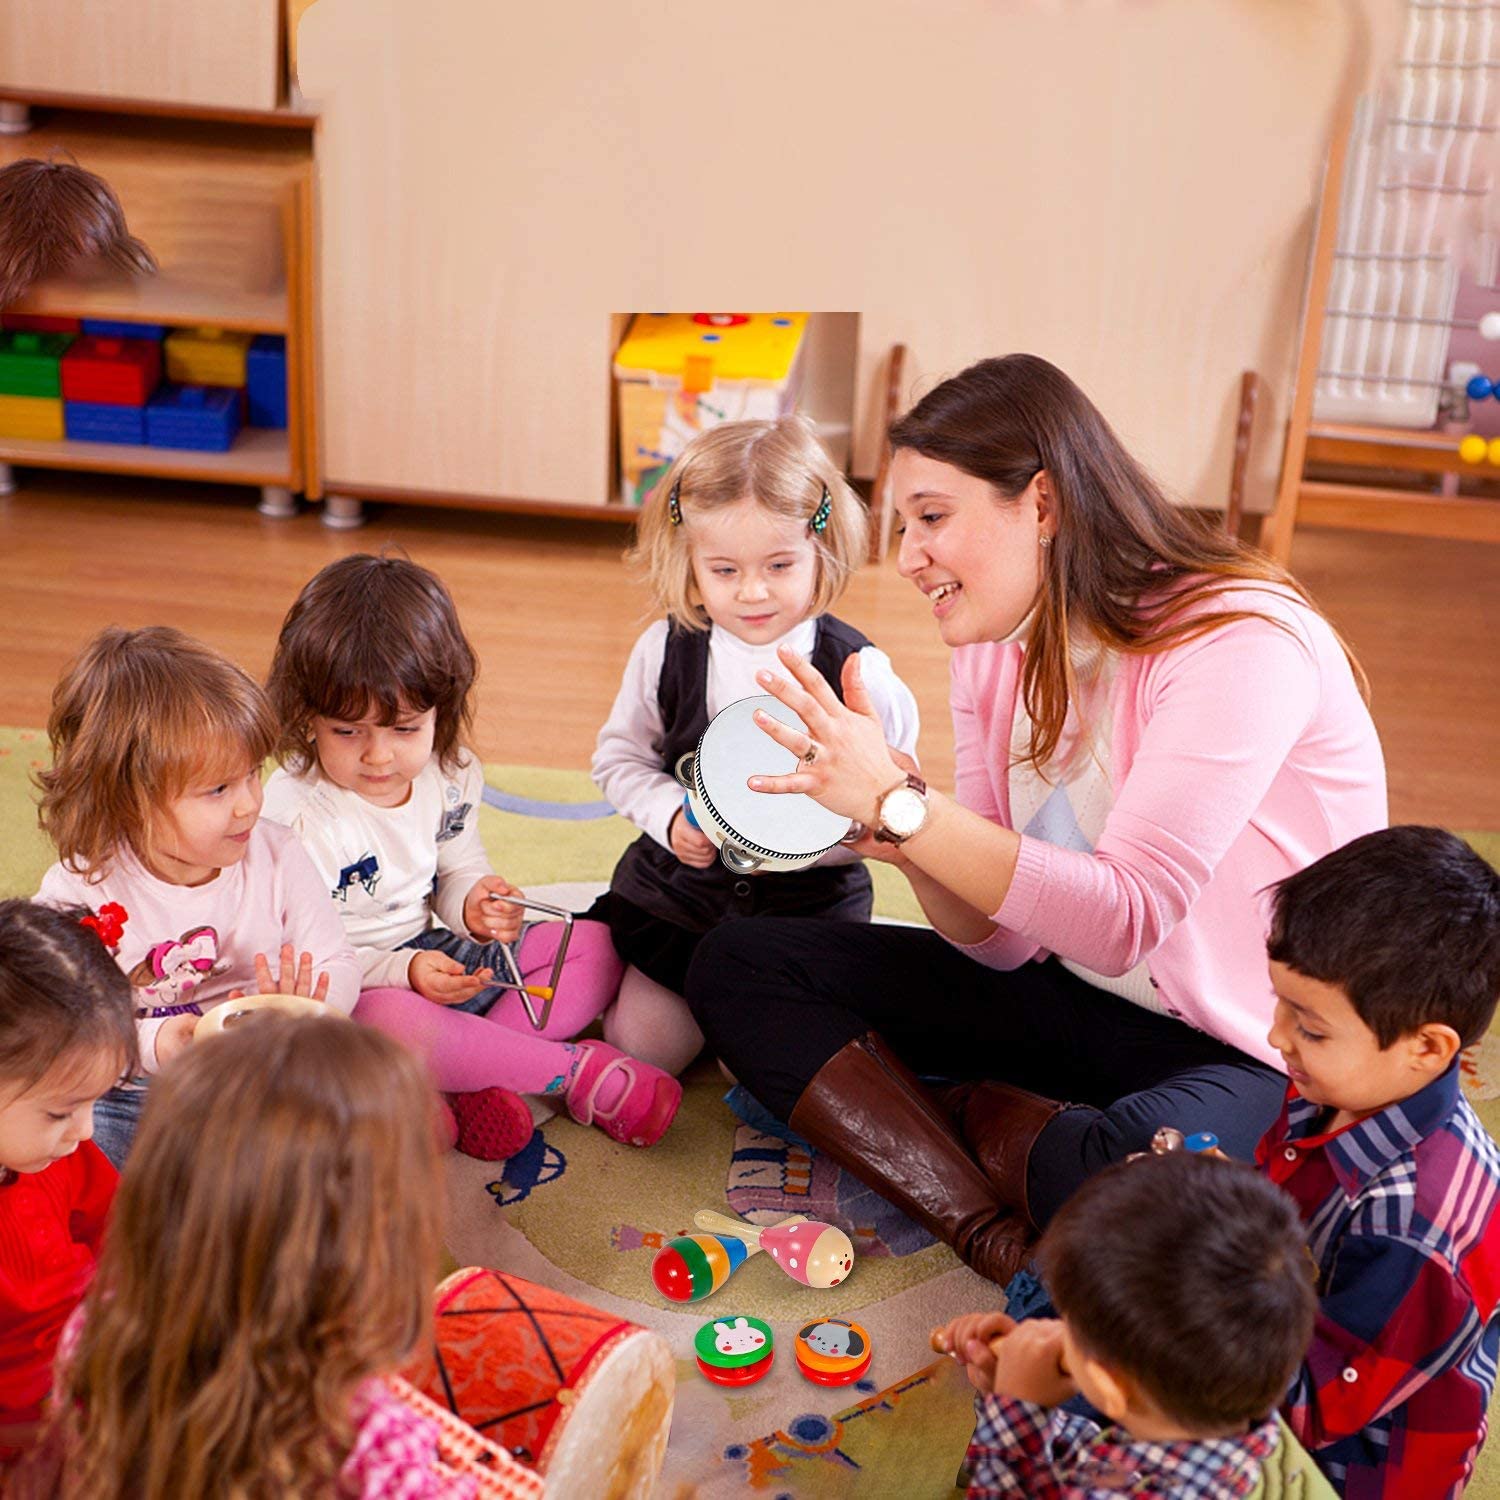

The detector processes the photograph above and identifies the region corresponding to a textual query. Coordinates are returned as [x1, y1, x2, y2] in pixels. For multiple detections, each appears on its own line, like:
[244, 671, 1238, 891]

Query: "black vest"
[609, 616, 876, 932]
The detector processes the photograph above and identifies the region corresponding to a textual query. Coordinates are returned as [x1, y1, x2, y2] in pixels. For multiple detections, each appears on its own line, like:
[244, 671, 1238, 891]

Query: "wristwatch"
[874, 773, 929, 845]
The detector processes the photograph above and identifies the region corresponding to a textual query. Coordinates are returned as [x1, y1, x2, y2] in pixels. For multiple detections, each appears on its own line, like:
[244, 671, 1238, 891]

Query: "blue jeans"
[92, 1082, 148, 1171]
[400, 926, 536, 1017]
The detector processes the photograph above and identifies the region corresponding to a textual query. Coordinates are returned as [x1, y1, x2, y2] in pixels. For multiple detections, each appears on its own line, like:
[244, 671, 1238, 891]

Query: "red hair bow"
[80, 902, 128, 948]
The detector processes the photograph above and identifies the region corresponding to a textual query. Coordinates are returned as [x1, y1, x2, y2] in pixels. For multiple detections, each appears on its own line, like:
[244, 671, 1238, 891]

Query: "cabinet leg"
[0, 102, 33, 136]
[320, 493, 366, 530]
[0, 462, 15, 496]
[257, 485, 298, 518]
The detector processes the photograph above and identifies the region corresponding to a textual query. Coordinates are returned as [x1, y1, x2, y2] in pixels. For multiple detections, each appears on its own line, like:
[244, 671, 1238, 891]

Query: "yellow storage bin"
[164, 327, 253, 388]
[613, 312, 808, 507]
[0, 394, 64, 440]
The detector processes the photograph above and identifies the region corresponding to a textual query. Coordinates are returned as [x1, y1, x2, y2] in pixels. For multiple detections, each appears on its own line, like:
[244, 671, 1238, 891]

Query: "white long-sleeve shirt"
[37, 821, 360, 1074]
[592, 617, 921, 852]
[261, 752, 492, 989]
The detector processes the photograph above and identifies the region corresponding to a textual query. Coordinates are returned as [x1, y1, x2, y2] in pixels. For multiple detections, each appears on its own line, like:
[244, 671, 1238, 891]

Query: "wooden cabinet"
[0, 0, 282, 114]
[295, 0, 1399, 516]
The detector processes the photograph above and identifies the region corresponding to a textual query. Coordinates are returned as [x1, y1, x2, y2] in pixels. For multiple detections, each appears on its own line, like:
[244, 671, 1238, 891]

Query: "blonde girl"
[35, 626, 359, 1167]
[589, 415, 920, 1075]
[23, 1014, 539, 1499]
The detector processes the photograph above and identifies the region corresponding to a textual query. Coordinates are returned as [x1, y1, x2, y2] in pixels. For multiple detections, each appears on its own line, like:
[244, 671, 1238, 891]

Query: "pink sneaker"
[446, 1087, 534, 1162]
[564, 1040, 681, 1147]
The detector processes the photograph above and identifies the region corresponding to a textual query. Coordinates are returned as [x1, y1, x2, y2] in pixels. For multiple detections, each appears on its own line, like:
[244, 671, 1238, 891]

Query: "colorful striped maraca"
[651, 1232, 750, 1303]
[693, 1209, 855, 1290]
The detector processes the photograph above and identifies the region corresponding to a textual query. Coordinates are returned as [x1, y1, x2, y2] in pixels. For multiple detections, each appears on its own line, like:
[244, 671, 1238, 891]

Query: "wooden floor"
[1, 470, 1496, 830]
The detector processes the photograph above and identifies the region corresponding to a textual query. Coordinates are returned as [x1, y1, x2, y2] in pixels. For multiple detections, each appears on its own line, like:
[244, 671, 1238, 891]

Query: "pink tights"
[354, 920, 625, 1096]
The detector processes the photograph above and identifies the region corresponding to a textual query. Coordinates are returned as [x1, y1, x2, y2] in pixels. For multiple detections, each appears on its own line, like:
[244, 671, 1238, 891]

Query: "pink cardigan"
[946, 585, 1387, 1068]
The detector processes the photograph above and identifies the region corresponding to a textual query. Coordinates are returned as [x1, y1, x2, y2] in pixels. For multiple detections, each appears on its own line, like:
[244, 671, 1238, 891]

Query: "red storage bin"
[1, 314, 82, 333]
[60, 337, 163, 407]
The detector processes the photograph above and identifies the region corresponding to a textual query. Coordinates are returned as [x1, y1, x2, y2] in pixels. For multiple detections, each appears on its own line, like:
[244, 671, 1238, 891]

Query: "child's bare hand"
[154, 1011, 199, 1065]
[987, 1318, 1076, 1409]
[669, 807, 717, 868]
[932, 1311, 1017, 1393]
[464, 875, 525, 943]
[409, 947, 493, 1006]
[225, 944, 332, 1003]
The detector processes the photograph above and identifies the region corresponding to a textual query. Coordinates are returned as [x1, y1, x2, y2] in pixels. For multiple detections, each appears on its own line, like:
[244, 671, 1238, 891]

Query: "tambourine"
[193, 992, 339, 1038]
[674, 695, 854, 874]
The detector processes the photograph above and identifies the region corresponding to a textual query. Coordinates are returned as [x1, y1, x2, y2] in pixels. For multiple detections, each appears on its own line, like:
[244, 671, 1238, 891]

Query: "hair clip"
[808, 487, 832, 536]
[81, 902, 128, 951]
[667, 480, 683, 526]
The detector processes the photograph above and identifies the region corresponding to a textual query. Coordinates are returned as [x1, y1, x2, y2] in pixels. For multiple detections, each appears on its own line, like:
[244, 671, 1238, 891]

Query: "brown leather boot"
[938, 1079, 1068, 1229]
[787, 1031, 1034, 1286]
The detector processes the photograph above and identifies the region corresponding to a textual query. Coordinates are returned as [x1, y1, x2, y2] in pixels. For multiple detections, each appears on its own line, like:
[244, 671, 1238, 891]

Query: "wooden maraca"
[692, 1209, 855, 1289]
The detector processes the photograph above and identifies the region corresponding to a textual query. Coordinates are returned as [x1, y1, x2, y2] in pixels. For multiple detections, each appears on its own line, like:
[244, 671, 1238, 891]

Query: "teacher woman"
[683, 355, 1386, 1285]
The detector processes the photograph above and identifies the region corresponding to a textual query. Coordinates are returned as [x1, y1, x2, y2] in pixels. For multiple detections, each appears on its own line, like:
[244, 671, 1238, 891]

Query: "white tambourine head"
[193, 993, 339, 1039]
[697, 695, 852, 858]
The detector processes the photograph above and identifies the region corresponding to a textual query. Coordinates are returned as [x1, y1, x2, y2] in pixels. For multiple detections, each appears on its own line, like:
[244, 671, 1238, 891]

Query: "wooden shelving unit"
[0, 111, 317, 512]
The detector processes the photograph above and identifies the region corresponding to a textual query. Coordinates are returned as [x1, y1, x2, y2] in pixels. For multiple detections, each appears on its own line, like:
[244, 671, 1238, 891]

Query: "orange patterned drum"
[404, 1268, 674, 1500]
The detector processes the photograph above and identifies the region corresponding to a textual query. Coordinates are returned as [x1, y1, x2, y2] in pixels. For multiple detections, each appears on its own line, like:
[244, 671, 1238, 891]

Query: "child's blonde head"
[37, 627, 276, 879]
[50, 1015, 444, 1500]
[628, 416, 868, 631]
[266, 553, 477, 775]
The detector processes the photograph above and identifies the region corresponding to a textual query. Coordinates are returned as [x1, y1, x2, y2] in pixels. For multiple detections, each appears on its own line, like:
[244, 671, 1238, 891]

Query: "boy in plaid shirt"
[935, 1152, 1331, 1499]
[1259, 826, 1500, 1498]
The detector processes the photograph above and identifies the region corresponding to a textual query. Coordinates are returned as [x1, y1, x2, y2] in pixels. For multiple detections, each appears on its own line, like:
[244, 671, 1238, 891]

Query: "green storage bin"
[0, 331, 74, 397]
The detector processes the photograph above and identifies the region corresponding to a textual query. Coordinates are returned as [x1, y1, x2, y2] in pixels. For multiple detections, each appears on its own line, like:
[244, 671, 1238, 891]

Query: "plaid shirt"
[965, 1394, 1280, 1498]
[1257, 1064, 1500, 1499]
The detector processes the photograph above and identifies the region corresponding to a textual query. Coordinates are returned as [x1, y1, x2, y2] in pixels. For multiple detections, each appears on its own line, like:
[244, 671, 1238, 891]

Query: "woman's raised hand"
[749, 647, 907, 825]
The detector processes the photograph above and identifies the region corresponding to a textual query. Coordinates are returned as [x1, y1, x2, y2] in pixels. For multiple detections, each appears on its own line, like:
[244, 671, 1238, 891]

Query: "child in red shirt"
[0, 900, 136, 1460]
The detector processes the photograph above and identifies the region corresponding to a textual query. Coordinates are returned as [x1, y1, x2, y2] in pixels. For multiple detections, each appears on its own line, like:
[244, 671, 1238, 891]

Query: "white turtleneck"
[1003, 610, 1163, 1013]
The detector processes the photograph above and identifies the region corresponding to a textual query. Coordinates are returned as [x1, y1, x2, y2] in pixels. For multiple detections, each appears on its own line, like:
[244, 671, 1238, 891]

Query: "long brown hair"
[36, 626, 277, 879]
[889, 354, 1367, 772]
[44, 1016, 444, 1500]
[0, 158, 156, 306]
[266, 553, 477, 774]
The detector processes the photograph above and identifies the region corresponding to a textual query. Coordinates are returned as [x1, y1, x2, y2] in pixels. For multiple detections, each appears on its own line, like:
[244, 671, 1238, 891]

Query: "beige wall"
[299, 0, 1401, 511]
[1, 0, 281, 112]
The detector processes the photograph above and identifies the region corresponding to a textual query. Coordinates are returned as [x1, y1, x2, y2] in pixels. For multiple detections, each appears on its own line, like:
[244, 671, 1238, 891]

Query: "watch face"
[882, 786, 926, 838]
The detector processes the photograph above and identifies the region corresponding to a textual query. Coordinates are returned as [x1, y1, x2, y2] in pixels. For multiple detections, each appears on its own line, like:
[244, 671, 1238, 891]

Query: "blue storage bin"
[65, 401, 146, 445]
[82, 318, 167, 341]
[145, 384, 241, 451]
[246, 334, 287, 428]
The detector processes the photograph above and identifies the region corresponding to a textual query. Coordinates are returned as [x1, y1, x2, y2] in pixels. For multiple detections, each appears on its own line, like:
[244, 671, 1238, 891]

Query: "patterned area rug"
[2, 730, 1498, 1497]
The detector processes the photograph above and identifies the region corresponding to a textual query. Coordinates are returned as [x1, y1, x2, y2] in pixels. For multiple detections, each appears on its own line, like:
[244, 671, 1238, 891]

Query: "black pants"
[684, 917, 1287, 1226]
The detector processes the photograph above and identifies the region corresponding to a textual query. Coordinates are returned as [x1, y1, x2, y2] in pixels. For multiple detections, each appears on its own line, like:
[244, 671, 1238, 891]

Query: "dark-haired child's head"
[1266, 827, 1500, 1120]
[1039, 1153, 1315, 1438]
[266, 553, 476, 802]
[0, 900, 136, 1177]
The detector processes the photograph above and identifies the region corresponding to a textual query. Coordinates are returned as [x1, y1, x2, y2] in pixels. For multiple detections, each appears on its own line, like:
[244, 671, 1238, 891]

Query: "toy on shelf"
[692, 1208, 855, 1289]
[0, 393, 63, 440]
[246, 334, 288, 427]
[82, 318, 166, 341]
[65, 401, 145, 445]
[61, 336, 162, 406]
[164, 326, 253, 387]
[694, 1315, 774, 1387]
[0, 314, 80, 334]
[794, 1317, 871, 1386]
[675, 695, 856, 874]
[0, 330, 73, 396]
[145, 384, 241, 452]
[613, 312, 808, 507]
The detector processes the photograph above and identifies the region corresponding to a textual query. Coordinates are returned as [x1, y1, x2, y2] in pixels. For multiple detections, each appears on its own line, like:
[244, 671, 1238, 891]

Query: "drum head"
[696, 696, 851, 858]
